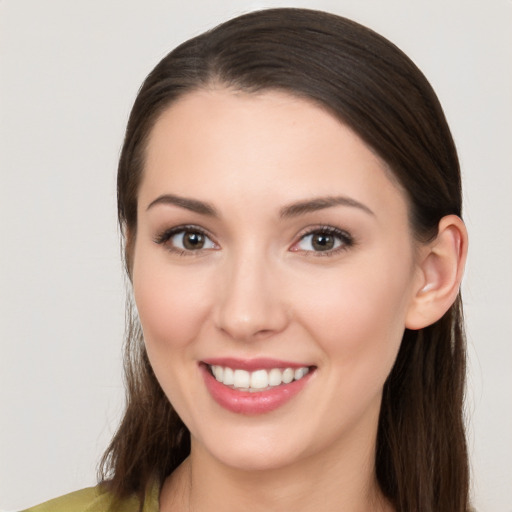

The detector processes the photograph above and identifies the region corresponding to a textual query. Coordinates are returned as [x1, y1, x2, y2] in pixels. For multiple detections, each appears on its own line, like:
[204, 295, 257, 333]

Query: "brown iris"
[311, 233, 335, 251]
[182, 231, 206, 250]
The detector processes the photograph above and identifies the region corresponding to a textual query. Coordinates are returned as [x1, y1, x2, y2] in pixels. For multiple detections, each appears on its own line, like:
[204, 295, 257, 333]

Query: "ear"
[405, 215, 468, 330]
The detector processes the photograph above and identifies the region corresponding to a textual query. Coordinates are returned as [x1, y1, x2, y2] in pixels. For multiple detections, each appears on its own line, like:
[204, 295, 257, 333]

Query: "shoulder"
[19, 481, 159, 512]
[20, 485, 109, 512]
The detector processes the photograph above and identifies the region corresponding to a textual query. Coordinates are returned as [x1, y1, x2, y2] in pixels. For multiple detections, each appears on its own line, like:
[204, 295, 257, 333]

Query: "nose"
[214, 250, 289, 342]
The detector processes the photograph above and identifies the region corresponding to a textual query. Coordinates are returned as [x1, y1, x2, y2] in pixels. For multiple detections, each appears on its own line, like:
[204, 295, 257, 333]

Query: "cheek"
[131, 248, 216, 427]
[295, 254, 414, 379]
[132, 251, 213, 350]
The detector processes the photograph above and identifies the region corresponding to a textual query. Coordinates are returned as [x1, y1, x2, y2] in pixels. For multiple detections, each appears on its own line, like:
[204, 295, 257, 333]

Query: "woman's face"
[132, 89, 423, 471]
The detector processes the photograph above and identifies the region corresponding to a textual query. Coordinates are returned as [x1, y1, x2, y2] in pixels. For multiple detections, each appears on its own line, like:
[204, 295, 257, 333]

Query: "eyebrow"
[146, 193, 374, 218]
[279, 196, 374, 218]
[146, 194, 218, 216]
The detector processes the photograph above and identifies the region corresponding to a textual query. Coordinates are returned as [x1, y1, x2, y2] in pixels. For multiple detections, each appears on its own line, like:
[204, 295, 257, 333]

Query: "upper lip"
[201, 357, 313, 371]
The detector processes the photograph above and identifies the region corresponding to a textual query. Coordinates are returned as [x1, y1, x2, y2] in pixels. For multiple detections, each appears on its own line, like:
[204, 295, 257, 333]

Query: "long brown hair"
[100, 8, 470, 511]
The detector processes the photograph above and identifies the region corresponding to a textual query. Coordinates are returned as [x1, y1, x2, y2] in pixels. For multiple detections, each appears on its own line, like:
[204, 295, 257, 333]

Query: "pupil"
[183, 232, 204, 250]
[312, 233, 334, 251]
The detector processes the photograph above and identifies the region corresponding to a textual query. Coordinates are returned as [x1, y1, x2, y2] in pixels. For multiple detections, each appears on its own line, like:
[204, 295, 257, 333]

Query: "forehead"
[140, 88, 408, 222]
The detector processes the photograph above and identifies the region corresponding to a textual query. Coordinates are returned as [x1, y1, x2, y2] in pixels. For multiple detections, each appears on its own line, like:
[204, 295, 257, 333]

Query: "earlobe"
[405, 215, 468, 330]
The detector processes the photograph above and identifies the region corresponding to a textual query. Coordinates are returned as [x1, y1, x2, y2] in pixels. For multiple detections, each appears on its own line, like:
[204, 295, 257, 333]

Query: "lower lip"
[201, 364, 314, 415]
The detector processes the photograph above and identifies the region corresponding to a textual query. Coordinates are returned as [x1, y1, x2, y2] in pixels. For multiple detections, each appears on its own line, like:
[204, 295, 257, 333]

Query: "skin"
[131, 88, 438, 511]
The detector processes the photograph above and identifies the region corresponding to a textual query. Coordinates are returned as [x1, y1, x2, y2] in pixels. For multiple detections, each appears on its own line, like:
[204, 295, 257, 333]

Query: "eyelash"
[153, 224, 354, 257]
[292, 225, 354, 257]
[153, 225, 217, 256]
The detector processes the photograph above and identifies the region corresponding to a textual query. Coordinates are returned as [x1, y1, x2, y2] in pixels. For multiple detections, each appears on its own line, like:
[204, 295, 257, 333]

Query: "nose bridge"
[215, 243, 288, 341]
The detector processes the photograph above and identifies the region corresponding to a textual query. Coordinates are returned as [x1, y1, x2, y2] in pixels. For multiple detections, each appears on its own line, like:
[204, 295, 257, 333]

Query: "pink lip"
[202, 357, 310, 371]
[200, 362, 315, 415]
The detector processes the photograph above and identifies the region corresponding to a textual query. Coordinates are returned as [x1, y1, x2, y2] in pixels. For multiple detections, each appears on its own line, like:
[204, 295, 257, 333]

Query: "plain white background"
[1, 0, 511, 510]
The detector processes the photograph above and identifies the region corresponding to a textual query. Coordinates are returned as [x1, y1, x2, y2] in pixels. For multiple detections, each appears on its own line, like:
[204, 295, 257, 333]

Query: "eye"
[292, 227, 353, 254]
[154, 226, 217, 253]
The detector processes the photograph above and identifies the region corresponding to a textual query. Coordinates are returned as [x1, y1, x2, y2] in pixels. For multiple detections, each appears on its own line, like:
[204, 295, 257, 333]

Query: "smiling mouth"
[206, 364, 313, 392]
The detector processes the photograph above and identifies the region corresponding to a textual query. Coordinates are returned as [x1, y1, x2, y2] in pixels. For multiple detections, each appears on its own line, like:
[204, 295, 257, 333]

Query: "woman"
[23, 7, 470, 512]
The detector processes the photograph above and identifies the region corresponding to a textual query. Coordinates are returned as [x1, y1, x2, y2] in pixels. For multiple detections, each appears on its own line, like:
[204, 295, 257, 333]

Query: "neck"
[160, 430, 392, 512]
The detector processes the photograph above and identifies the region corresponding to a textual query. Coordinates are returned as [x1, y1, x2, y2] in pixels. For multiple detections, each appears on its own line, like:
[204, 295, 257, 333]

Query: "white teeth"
[268, 368, 282, 386]
[209, 365, 310, 391]
[250, 369, 269, 389]
[294, 367, 308, 380]
[223, 367, 234, 385]
[212, 365, 223, 381]
[282, 368, 294, 384]
[233, 369, 250, 389]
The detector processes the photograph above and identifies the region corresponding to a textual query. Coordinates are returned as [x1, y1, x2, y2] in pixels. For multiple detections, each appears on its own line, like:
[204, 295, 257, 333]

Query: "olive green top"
[20, 481, 159, 512]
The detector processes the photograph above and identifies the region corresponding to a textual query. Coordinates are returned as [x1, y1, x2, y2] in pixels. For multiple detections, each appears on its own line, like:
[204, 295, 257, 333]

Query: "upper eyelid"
[291, 225, 354, 253]
[154, 224, 353, 249]
[295, 225, 353, 240]
[154, 224, 216, 244]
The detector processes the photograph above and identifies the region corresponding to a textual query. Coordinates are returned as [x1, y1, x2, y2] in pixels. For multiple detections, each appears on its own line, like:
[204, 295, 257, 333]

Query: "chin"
[212, 444, 303, 472]
[193, 422, 314, 472]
